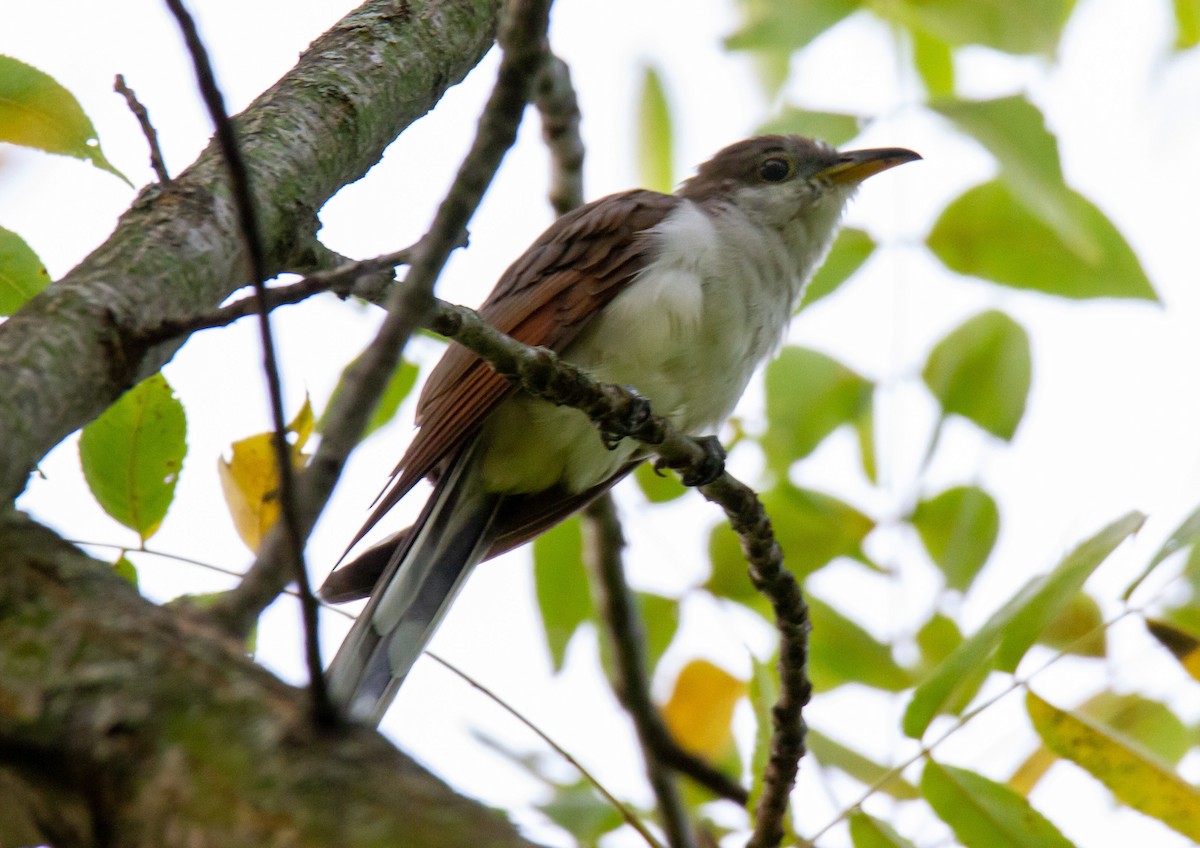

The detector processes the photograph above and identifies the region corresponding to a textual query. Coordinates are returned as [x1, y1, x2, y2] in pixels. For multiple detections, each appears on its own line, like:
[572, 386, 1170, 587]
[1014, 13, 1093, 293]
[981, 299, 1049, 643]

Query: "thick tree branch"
[0, 510, 541, 848]
[0, 0, 502, 504]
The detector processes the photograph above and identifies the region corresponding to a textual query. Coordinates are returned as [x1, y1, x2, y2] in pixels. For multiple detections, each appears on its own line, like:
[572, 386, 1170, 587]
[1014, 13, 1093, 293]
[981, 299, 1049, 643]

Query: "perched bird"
[322, 135, 920, 724]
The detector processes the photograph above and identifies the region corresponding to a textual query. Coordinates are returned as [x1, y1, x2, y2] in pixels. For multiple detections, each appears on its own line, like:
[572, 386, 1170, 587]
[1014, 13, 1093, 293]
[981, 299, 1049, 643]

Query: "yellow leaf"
[1145, 618, 1200, 682]
[1026, 691, 1200, 841]
[662, 659, 748, 760]
[218, 398, 312, 552]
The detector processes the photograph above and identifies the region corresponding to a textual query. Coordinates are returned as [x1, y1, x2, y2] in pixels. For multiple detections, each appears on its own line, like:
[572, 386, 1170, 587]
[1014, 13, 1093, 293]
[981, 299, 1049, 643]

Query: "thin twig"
[113, 74, 170, 182]
[582, 494, 695, 848]
[163, 0, 333, 726]
[206, 0, 555, 645]
[532, 53, 584, 216]
[427, 651, 665, 848]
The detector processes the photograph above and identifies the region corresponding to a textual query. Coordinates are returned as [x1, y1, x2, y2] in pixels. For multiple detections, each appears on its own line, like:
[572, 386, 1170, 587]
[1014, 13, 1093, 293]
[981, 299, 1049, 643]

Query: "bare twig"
[532, 53, 584, 215]
[206, 0, 555, 644]
[163, 0, 332, 725]
[582, 494, 695, 848]
[113, 74, 170, 182]
[427, 651, 665, 848]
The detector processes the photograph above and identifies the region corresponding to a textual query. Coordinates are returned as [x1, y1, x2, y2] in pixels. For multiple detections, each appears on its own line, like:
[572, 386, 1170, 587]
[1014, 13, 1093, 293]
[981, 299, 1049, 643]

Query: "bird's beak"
[818, 147, 922, 185]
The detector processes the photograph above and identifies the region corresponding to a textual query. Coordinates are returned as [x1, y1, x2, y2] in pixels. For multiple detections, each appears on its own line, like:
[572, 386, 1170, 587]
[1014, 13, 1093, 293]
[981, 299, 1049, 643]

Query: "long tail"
[326, 452, 500, 725]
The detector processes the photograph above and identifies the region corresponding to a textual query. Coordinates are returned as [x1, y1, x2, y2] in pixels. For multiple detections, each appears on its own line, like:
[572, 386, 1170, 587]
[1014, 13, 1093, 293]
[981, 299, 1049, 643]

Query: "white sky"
[4, 0, 1200, 845]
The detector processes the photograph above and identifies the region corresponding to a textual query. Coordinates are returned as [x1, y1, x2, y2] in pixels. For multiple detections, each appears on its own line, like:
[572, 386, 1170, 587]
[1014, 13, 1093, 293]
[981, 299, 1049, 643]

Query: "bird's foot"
[656, 435, 726, 487]
[597, 386, 652, 449]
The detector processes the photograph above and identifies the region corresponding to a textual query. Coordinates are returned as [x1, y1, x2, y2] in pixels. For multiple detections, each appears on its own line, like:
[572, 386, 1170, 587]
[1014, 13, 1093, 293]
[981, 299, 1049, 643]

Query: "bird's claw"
[664, 435, 726, 487]
[598, 387, 652, 449]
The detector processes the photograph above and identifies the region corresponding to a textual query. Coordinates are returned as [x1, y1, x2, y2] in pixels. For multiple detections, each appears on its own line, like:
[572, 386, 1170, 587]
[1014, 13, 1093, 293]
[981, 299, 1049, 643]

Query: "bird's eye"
[759, 157, 792, 182]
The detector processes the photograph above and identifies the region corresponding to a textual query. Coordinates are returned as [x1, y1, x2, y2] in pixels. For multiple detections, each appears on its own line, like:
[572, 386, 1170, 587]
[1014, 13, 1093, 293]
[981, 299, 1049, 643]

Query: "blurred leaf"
[809, 595, 912, 693]
[849, 811, 918, 848]
[922, 761, 1075, 847]
[532, 516, 590, 672]
[904, 511, 1145, 737]
[662, 659, 747, 760]
[113, 554, 139, 588]
[763, 346, 873, 472]
[854, 400, 877, 484]
[809, 729, 920, 800]
[0, 55, 130, 183]
[539, 778, 626, 845]
[922, 310, 1030, 441]
[933, 95, 1096, 256]
[0, 225, 50, 315]
[1145, 618, 1200, 683]
[878, 0, 1072, 56]
[217, 398, 312, 552]
[929, 179, 1157, 300]
[799, 227, 876, 310]
[637, 66, 673, 192]
[912, 28, 954, 96]
[725, 0, 856, 56]
[995, 512, 1143, 672]
[1037, 592, 1106, 657]
[1012, 690, 1191, 794]
[916, 611, 964, 670]
[1027, 691, 1200, 841]
[708, 483, 875, 606]
[1123, 504, 1200, 599]
[79, 374, 187, 543]
[318, 357, 418, 439]
[758, 106, 862, 148]
[1176, 0, 1200, 48]
[633, 460, 687, 503]
[912, 485, 1000, 591]
[637, 591, 679, 671]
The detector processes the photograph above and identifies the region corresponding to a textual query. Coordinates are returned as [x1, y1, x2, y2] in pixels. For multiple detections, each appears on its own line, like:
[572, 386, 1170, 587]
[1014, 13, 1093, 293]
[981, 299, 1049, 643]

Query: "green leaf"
[1123, 504, 1200, 600]
[532, 516, 592, 672]
[79, 374, 187, 543]
[539, 778, 626, 844]
[637, 591, 679, 671]
[1037, 592, 1106, 657]
[929, 179, 1157, 300]
[922, 310, 1031, 441]
[799, 227, 875, 310]
[1175, 0, 1200, 48]
[113, 554, 139, 588]
[1028, 691, 1200, 841]
[637, 66, 673, 193]
[922, 761, 1076, 847]
[933, 95, 1091, 252]
[758, 106, 862, 148]
[903, 512, 1145, 737]
[0, 225, 50, 315]
[708, 484, 875, 605]
[0, 55, 130, 183]
[318, 357, 418, 439]
[809, 729, 920, 800]
[911, 485, 1000, 591]
[633, 460, 687, 503]
[912, 29, 954, 96]
[725, 0, 857, 56]
[809, 595, 912, 692]
[854, 401, 877, 484]
[916, 611, 964, 671]
[878, 0, 1072, 56]
[763, 346, 873, 472]
[849, 811, 918, 848]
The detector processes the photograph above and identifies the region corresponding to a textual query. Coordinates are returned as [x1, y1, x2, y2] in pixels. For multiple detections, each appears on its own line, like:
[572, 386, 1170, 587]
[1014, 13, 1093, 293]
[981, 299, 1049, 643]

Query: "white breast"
[478, 198, 830, 496]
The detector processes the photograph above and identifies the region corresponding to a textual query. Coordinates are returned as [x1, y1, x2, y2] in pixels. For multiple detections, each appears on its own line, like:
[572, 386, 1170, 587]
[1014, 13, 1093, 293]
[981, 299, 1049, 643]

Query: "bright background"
[4, 0, 1200, 845]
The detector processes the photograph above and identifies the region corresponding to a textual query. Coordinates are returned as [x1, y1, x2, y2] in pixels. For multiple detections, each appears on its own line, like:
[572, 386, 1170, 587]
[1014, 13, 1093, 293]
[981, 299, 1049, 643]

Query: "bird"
[322, 135, 920, 724]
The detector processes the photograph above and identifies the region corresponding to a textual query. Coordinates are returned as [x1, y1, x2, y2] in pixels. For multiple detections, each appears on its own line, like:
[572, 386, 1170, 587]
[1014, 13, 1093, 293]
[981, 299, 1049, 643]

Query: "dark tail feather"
[326, 454, 499, 725]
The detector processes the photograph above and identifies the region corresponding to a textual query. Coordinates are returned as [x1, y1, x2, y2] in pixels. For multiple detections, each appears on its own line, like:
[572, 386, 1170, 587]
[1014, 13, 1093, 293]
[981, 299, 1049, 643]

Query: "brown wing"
[352, 190, 680, 547]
